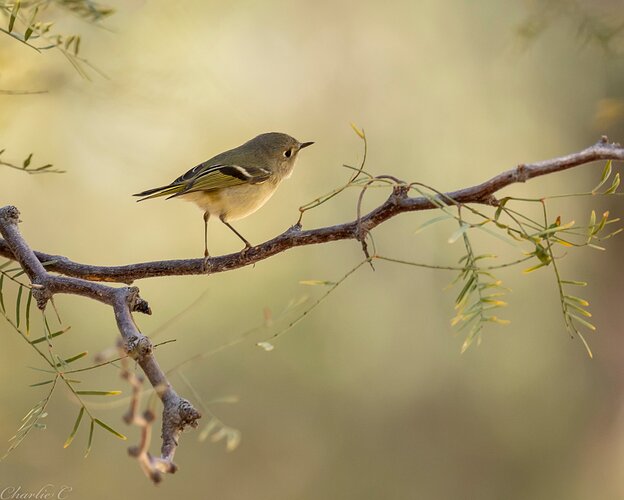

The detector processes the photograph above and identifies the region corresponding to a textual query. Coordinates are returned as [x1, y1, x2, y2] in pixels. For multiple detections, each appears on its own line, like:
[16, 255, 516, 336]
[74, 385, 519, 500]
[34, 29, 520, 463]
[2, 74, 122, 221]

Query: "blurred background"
[1, 0, 624, 498]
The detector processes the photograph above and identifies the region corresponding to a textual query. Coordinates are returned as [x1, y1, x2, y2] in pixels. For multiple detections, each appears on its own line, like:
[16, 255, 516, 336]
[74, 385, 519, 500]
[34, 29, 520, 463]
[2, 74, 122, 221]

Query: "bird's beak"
[299, 141, 314, 150]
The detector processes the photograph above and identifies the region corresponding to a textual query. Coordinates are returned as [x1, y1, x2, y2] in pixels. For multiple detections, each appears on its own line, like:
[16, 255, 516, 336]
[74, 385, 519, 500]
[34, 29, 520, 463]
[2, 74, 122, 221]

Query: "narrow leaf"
[298, 280, 336, 286]
[565, 295, 589, 307]
[94, 419, 126, 440]
[569, 313, 596, 331]
[22, 153, 32, 169]
[414, 214, 452, 234]
[9, 0, 20, 33]
[15, 286, 22, 328]
[448, 223, 470, 244]
[592, 160, 612, 193]
[561, 280, 587, 286]
[56, 352, 88, 366]
[75, 390, 121, 396]
[523, 263, 548, 273]
[84, 419, 94, 458]
[605, 173, 620, 194]
[350, 122, 365, 139]
[30, 326, 71, 345]
[63, 407, 84, 448]
[0, 273, 5, 313]
[455, 275, 476, 306]
[25, 290, 32, 336]
[29, 379, 54, 387]
[567, 302, 592, 317]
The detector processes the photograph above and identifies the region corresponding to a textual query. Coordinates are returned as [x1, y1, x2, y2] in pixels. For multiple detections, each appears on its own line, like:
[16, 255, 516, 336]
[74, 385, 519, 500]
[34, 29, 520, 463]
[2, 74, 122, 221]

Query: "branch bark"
[0, 206, 200, 483]
[0, 138, 621, 284]
[0, 137, 622, 481]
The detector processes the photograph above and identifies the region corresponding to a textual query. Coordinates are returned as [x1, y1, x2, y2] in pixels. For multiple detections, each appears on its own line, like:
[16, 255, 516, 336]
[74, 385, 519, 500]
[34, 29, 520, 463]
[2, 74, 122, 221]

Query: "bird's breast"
[179, 182, 280, 221]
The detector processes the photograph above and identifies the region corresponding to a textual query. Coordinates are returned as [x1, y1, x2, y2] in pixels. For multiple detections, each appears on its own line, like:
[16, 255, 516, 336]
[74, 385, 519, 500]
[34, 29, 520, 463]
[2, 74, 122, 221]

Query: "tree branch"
[0, 137, 622, 482]
[0, 206, 201, 483]
[0, 137, 621, 284]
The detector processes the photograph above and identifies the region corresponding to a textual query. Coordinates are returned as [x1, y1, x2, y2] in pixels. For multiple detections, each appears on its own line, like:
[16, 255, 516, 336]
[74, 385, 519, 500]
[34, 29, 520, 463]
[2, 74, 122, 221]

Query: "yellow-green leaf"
[63, 407, 84, 448]
[94, 419, 126, 440]
[350, 122, 365, 139]
[75, 390, 121, 396]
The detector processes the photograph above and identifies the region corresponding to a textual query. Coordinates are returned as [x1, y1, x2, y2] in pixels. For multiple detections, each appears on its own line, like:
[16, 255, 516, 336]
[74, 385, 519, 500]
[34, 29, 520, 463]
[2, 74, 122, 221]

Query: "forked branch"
[0, 136, 623, 482]
[0, 206, 200, 483]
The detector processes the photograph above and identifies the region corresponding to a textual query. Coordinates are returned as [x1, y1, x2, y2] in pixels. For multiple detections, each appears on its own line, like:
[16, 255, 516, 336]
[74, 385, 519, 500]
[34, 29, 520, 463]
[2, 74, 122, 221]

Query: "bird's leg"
[203, 212, 211, 257]
[220, 217, 252, 254]
[203, 212, 210, 271]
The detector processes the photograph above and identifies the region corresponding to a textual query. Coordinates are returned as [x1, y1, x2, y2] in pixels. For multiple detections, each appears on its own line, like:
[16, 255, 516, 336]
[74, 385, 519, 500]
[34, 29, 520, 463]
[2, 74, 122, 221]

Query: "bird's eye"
[283, 149, 292, 158]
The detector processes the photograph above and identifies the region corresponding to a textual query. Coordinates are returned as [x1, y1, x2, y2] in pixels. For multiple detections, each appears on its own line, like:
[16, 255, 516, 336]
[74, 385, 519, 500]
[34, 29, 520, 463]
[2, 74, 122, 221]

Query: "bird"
[134, 132, 314, 258]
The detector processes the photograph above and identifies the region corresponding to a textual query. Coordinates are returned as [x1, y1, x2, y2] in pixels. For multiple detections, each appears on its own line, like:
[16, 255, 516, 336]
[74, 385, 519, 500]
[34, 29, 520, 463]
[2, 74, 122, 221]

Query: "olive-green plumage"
[134, 132, 313, 257]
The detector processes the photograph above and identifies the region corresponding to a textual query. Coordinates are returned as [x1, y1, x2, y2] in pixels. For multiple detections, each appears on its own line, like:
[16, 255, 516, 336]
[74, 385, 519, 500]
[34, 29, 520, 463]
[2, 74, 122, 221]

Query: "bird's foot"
[240, 243, 252, 258]
[202, 253, 211, 273]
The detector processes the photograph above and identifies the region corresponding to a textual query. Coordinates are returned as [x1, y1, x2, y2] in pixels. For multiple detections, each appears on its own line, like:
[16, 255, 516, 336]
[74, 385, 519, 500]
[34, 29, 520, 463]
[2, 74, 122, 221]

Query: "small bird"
[134, 132, 314, 258]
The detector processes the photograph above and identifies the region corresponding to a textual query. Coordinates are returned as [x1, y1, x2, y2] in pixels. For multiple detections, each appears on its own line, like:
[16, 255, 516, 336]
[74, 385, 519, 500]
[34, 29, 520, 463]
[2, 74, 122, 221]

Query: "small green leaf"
[9, 1, 20, 33]
[35, 164, 54, 171]
[455, 274, 476, 306]
[561, 280, 587, 286]
[84, 419, 94, 458]
[94, 419, 126, 440]
[534, 220, 575, 238]
[569, 313, 596, 331]
[0, 274, 5, 313]
[460, 323, 483, 354]
[566, 302, 592, 317]
[25, 290, 32, 336]
[350, 122, 365, 139]
[474, 224, 518, 246]
[588, 243, 606, 251]
[29, 379, 54, 387]
[485, 316, 511, 325]
[63, 407, 84, 448]
[55, 352, 88, 367]
[605, 173, 620, 194]
[448, 223, 470, 244]
[592, 160, 612, 193]
[298, 280, 336, 286]
[414, 214, 453, 234]
[494, 197, 510, 221]
[22, 153, 32, 169]
[523, 262, 548, 273]
[565, 295, 589, 307]
[75, 390, 121, 396]
[587, 210, 597, 241]
[30, 326, 71, 345]
[15, 286, 22, 328]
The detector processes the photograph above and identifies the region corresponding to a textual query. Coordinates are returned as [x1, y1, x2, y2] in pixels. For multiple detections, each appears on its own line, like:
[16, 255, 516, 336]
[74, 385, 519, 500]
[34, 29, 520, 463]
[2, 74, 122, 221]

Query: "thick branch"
[0, 206, 200, 483]
[0, 138, 621, 284]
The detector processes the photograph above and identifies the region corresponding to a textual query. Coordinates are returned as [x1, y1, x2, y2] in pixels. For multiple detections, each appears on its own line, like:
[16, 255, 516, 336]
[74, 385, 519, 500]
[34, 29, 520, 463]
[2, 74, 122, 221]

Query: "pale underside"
[178, 179, 280, 222]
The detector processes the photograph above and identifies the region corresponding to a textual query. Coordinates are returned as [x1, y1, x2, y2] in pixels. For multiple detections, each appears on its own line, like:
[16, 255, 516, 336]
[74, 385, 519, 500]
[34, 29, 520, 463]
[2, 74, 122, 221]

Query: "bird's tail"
[133, 184, 184, 201]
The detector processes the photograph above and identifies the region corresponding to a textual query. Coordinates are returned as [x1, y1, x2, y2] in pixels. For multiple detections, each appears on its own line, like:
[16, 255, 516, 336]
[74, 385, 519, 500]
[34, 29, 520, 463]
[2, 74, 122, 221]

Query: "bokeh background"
[2, 0, 624, 498]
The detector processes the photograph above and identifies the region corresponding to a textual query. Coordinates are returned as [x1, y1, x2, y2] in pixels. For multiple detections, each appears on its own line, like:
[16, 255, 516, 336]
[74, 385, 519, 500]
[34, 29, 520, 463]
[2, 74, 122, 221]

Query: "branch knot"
[0, 206, 20, 225]
[125, 335, 153, 360]
[176, 399, 202, 429]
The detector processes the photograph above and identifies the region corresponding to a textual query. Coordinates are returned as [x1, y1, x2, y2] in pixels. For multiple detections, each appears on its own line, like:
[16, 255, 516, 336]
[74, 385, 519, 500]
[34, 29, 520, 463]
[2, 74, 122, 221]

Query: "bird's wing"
[134, 163, 272, 200]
